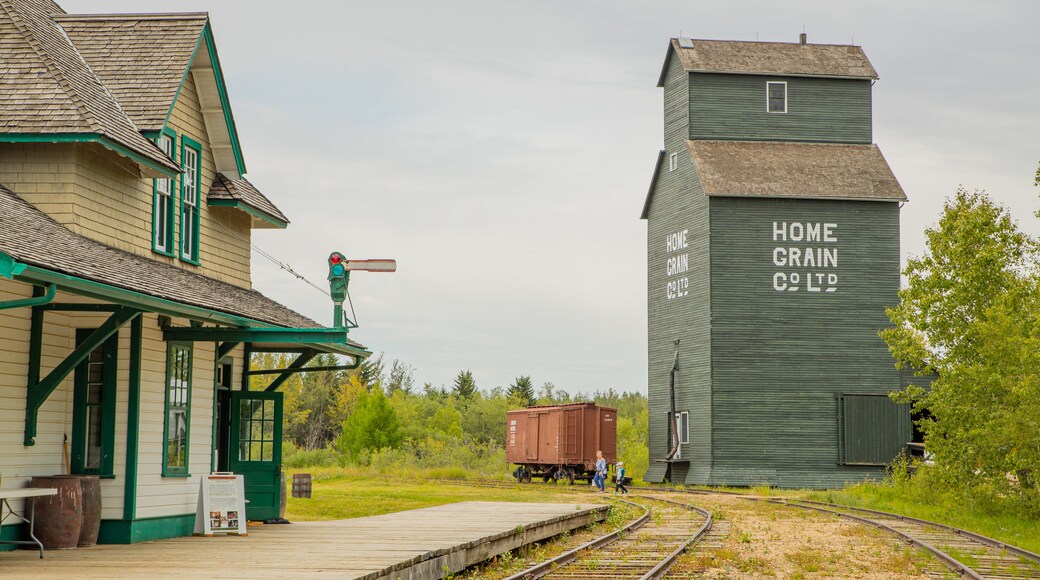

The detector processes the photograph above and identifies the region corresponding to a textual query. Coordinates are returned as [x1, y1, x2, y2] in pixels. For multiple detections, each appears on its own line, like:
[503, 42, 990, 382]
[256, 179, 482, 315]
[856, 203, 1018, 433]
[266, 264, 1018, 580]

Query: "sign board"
[194, 474, 248, 537]
[344, 259, 397, 272]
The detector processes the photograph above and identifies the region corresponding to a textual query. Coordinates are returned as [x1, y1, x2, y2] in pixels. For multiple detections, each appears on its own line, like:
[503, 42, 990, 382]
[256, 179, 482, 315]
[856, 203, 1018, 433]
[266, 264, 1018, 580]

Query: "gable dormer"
[0, 8, 289, 288]
[659, 36, 877, 145]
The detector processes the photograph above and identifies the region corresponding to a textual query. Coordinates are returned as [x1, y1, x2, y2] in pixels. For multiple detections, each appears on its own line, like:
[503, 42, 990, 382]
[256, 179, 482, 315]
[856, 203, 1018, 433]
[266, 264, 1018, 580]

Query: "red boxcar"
[506, 402, 617, 484]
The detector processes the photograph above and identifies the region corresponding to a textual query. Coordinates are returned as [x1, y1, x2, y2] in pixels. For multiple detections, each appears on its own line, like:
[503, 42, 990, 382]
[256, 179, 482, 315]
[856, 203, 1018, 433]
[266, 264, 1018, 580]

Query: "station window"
[669, 152, 678, 171]
[152, 131, 176, 255]
[675, 411, 689, 445]
[71, 329, 118, 477]
[179, 136, 202, 264]
[163, 342, 193, 476]
[767, 81, 787, 113]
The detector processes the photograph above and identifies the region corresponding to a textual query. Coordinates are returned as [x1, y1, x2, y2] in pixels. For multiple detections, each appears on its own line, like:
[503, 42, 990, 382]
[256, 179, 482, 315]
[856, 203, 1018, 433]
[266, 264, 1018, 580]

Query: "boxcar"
[506, 402, 617, 484]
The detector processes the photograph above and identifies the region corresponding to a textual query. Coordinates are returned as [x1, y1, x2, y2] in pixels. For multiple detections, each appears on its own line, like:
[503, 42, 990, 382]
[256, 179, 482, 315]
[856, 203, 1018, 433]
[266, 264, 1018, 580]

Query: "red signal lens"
[329, 253, 342, 264]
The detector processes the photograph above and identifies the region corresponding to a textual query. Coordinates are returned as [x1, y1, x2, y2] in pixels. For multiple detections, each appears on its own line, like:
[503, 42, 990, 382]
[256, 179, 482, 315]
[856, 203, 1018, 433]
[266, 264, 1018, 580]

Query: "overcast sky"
[65, 1, 1040, 394]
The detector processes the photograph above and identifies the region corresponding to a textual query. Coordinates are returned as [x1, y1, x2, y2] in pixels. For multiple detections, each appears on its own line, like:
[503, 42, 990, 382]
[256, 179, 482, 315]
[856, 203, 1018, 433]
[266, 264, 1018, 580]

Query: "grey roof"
[55, 13, 208, 132]
[0, 183, 364, 346]
[0, 0, 177, 173]
[659, 37, 878, 86]
[686, 140, 906, 202]
[209, 174, 290, 226]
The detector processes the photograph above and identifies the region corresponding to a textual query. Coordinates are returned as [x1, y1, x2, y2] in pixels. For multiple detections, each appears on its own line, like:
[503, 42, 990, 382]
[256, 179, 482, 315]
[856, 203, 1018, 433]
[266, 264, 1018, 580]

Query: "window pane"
[165, 345, 192, 471]
[239, 441, 250, 461]
[86, 406, 102, 469]
[261, 442, 273, 462]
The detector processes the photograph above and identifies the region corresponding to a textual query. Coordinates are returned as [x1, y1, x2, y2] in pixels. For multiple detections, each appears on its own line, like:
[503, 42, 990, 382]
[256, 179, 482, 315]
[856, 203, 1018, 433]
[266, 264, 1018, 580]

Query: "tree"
[453, 370, 477, 399]
[358, 352, 385, 388]
[337, 386, 402, 457]
[507, 375, 535, 406]
[881, 188, 1034, 374]
[882, 188, 1040, 507]
[386, 359, 415, 395]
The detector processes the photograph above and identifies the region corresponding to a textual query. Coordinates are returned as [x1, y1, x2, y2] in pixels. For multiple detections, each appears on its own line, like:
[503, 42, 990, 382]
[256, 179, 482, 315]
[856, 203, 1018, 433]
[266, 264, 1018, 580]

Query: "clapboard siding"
[0, 143, 77, 223]
[645, 53, 712, 483]
[167, 72, 253, 287]
[689, 73, 872, 144]
[708, 197, 901, 487]
[0, 281, 230, 521]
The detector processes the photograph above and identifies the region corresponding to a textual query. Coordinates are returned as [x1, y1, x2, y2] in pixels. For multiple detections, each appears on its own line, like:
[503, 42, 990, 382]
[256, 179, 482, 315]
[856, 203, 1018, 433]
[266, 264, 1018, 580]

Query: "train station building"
[0, 0, 369, 543]
[642, 36, 922, 487]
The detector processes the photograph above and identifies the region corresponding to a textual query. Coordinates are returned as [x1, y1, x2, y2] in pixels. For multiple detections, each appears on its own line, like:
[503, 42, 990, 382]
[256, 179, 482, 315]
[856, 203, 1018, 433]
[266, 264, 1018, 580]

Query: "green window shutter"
[162, 342, 193, 476]
[71, 328, 118, 477]
[838, 393, 910, 466]
[179, 136, 203, 265]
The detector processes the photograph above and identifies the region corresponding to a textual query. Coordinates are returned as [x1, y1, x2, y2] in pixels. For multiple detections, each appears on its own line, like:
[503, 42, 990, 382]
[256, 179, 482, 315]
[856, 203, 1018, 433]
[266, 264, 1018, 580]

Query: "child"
[614, 461, 628, 495]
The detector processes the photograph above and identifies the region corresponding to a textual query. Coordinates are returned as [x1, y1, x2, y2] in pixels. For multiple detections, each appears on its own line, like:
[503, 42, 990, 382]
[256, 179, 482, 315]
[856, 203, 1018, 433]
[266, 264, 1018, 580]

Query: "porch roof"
[0, 183, 367, 357]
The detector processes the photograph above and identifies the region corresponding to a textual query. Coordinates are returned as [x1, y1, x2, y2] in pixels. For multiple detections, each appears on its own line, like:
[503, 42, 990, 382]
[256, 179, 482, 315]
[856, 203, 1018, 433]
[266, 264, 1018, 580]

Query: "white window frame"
[180, 146, 199, 261]
[154, 134, 175, 253]
[668, 152, 678, 172]
[767, 81, 787, 114]
[676, 410, 689, 445]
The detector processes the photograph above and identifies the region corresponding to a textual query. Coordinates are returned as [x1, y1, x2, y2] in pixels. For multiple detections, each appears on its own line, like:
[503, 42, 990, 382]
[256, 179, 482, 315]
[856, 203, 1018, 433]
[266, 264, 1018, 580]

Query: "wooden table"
[0, 487, 58, 559]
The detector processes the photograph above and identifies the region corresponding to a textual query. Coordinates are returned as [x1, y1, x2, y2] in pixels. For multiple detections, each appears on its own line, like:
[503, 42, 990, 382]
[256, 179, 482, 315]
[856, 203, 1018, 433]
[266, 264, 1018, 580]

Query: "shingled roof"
[686, 140, 906, 202]
[209, 174, 290, 228]
[0, 0, 177, 174]
[659, 37, 878, 86]
[55, 13, 208, 132]
[0, 183, 361, 341]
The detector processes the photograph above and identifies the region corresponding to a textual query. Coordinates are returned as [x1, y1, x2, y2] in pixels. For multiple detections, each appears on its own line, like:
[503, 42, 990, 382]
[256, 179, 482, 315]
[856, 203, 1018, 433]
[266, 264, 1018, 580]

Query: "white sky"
[63, 0, 1040, 394]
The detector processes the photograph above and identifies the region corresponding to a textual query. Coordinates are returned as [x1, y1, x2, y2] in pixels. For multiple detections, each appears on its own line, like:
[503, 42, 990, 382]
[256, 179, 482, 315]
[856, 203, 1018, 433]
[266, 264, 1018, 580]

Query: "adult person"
[592, 450, 607, 492]
[614, 461, 629, 495]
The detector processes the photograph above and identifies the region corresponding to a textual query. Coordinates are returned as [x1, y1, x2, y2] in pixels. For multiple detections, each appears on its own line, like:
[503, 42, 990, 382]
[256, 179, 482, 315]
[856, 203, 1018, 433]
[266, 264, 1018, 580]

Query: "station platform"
[0, 501, 609, 579]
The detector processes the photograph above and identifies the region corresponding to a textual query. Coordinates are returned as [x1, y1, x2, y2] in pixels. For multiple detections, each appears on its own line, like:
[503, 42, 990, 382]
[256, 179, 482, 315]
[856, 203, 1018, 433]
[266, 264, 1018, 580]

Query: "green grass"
[800, 484, 1040, 555]
[284, 469, 597, 521]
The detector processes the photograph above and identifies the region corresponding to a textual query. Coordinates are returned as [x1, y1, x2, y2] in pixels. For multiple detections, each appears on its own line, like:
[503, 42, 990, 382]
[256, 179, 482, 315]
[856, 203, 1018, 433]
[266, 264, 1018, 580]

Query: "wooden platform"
[0, 501, 608, 579]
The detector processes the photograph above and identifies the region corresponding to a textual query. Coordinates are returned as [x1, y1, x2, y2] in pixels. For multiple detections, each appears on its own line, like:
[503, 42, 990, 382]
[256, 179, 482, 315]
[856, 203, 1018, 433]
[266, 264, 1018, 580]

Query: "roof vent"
[678, 37, 694, 49]
[799, 32, 807, 45]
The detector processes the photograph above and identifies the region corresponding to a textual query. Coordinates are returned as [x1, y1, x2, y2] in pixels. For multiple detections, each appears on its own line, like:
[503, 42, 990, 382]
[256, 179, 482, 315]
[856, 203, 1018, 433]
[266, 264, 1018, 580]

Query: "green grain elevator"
[642, 35, 914, 488]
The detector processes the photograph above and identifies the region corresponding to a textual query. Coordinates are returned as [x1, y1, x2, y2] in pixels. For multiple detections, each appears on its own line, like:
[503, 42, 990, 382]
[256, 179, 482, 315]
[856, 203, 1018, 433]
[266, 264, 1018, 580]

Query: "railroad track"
[504, 495, 712, 580]
[771, 498, 1040, 579]
[428, 478, 1040, 578]
[633, 485, 1040, 579]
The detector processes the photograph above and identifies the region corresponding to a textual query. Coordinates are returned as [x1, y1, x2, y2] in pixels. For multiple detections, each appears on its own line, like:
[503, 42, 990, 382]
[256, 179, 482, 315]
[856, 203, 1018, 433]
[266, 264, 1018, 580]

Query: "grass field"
[284, 468, 1040, 558]
[283, 468, 604, 521]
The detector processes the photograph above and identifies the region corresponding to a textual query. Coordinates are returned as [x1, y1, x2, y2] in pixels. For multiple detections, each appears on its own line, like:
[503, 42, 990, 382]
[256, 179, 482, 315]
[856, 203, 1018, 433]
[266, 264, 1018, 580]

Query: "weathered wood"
[0, 501, 608, 579]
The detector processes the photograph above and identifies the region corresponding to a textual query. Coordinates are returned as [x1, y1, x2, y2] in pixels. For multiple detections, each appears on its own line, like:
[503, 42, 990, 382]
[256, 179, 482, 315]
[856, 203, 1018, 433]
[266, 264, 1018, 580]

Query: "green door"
[229, 391, 283, 521]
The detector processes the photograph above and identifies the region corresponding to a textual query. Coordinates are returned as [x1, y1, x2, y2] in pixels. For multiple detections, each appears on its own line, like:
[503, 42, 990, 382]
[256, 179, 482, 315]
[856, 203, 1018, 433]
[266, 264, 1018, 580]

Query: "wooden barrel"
[57, 475, 101, 546]
[292, 473, 312, 498]
[29, 476, 82, 549]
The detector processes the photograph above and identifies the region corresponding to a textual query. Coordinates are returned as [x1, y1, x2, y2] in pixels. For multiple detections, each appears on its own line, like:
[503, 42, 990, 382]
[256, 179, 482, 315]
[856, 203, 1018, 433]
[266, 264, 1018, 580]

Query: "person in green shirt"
[614, 461, 628, 495]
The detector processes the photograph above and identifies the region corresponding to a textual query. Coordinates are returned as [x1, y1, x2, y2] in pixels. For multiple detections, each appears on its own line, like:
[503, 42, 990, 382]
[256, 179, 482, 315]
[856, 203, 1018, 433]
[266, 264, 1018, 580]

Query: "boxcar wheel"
[565, 468, 575, 485]
[523, 469, 532, 483]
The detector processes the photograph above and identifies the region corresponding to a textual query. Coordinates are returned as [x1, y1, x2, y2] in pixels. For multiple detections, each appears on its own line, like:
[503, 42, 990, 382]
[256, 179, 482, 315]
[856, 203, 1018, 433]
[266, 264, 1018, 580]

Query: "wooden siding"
[167, 71, 252, 286]
[0, 279, 243, 522]
[707, 197, 902, 488]
[644, 53, 712, 483]
[0, 143, 77, 224]
[0, 73, 254, 289]
[688, 73, 872, 144]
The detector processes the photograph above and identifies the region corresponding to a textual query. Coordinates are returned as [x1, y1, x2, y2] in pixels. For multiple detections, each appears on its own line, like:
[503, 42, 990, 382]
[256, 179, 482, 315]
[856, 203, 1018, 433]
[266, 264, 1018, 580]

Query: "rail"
[506, 494, 712, 580]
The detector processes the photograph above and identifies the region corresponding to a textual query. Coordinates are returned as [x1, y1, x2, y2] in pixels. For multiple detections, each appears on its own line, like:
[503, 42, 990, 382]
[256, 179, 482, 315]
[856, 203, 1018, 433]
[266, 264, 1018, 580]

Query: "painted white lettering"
[823, 248, 837, 268]
[789, 247, 802, 267]
[790, 222, 804, 242]
[788, 272, 800, 291]
[773, 272, 787, 291]
[824, 223, 837, 242]
[803, 247, 816, 268]
[773, 247, 786, 266]
[773, 222, 786, 242]
[806, 223, 821, 242]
